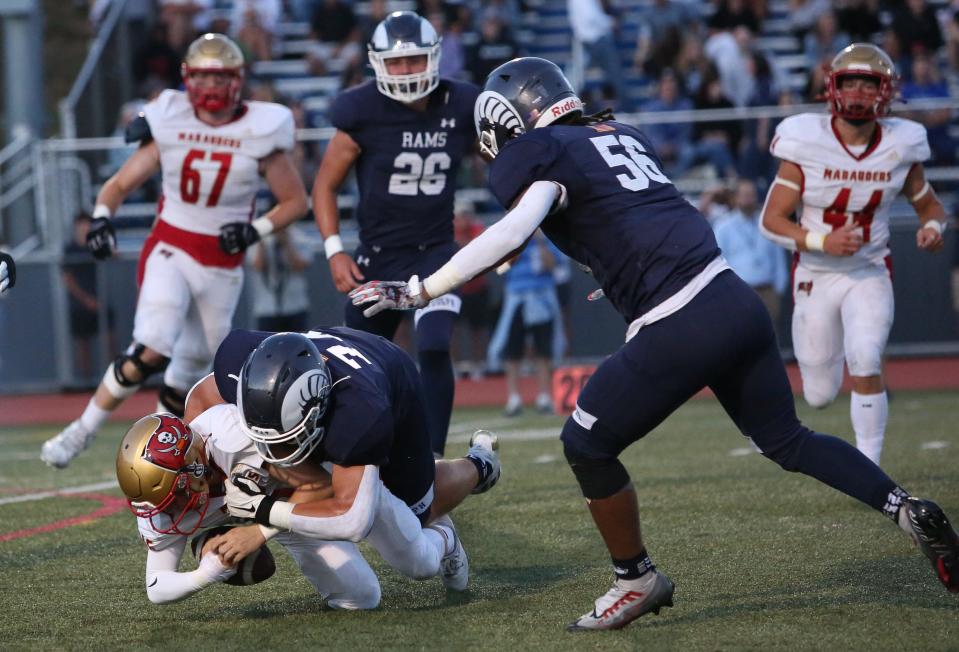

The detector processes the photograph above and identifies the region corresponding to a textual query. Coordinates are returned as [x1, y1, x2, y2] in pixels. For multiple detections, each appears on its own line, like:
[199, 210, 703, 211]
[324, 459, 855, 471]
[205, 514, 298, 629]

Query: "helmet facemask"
[825, 43, 897, 123]
[181, 33, 245, 114]
[369, 46, 441, 103]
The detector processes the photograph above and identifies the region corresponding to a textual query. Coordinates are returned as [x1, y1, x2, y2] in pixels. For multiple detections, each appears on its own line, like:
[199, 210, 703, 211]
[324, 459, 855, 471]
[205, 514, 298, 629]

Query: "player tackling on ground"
[42, 33, 308, 468]
[116, 412, 380, 608]
[760, 43, 947, 465]
[350, 56, 959, 631]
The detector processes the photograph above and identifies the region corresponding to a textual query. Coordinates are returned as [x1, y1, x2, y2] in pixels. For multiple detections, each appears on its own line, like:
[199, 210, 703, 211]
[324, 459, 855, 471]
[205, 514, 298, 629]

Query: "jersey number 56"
[591, 135, 670, 191]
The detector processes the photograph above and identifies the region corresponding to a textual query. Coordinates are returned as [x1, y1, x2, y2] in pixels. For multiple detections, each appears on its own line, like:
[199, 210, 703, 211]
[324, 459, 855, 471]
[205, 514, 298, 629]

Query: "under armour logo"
[357, 255, 370, 267]
[441, 118, 455, 128]
[159, 249, 173, 259]
[797, 281, 813, 296]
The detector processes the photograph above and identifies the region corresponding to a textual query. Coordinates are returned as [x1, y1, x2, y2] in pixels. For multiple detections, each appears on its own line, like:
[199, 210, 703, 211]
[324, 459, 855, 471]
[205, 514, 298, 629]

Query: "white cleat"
[429, 514, 469, 591]
[467, 430, 500, 494]
[567, 571, 675, 631]
[40, 420, 95, 469]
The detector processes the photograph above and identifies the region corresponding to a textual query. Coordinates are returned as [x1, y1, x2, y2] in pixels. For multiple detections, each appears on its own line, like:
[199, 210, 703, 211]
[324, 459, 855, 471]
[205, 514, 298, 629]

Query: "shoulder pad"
[124, 115, 153, 145]
[770, 114, 821, 164]
[886, 117, 930, 164]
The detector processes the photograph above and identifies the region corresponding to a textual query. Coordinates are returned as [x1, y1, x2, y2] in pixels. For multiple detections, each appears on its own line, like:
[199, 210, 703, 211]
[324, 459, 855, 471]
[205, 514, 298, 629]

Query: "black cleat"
[900, 497, 959, 593]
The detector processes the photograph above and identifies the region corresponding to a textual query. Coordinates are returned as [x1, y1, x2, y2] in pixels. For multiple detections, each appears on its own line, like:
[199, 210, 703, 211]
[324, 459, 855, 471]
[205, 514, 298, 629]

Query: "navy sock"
[418, 350, 454, 456]
[612, 550, 655, 581]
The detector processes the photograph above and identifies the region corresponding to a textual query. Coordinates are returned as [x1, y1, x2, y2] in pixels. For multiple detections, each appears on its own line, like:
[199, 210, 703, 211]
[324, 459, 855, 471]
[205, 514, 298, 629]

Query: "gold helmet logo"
[116, 413, 210, 535]
[184, 33, 244, 71]
[826, 43, 897, 121]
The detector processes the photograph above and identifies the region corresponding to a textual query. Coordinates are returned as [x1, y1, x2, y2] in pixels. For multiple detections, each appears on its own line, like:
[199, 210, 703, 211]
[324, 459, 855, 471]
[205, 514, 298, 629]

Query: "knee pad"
[801, 369, 841, 408]
[563, 445, 631, 500]
[157, 384, 187, 417]
[803, 386, 836, 410]
[103, 344, 168, 400]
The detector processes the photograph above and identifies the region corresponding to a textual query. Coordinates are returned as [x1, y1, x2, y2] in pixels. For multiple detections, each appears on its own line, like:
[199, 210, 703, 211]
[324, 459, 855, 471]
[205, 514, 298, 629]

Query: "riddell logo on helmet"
[551, 98, 582, 118]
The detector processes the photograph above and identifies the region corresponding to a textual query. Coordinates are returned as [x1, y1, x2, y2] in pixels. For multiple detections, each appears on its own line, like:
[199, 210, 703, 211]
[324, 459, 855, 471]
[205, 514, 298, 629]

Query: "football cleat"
[41, 420, 96, 469]
[467, 430, 501, 494]
[567, 572, 675, 632]
[429, 514, 469, 591]
[899, 497, 959, 593]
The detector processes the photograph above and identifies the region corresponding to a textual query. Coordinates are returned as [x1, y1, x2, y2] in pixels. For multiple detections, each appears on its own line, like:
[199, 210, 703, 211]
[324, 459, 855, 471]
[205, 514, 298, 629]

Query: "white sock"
[424, 524, 452, 556]
[850, 390, 887, 465]
[78, 400, 111, 434]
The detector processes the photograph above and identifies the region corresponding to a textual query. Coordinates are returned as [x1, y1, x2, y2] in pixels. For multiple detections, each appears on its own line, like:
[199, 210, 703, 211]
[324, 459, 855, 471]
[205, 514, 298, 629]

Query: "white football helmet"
[368, 11, 441, 103]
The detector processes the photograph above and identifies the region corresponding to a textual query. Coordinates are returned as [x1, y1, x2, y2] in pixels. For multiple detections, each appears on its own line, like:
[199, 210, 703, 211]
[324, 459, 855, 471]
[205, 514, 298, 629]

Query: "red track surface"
[0, 357, 957, 427]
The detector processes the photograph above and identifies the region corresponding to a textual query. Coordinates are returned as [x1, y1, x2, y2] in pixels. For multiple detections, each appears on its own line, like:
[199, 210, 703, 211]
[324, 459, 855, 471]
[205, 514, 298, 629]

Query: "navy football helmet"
[474, 57, 583, 159]
[237, 333, 333, 466]
[368, 11, 441, 103]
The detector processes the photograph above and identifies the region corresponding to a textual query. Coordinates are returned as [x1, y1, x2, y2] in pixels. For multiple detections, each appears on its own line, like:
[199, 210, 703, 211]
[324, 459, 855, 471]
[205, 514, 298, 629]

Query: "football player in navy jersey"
[182, 326, 501, 591]
[350, 57, 959, 630]
[312, 11, 481, 457]
[0, 251, 14, 294]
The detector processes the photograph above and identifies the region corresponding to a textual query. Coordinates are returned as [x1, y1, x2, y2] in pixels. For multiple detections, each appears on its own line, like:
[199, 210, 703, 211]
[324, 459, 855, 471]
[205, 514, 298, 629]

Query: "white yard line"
[0, 480, 118, 506]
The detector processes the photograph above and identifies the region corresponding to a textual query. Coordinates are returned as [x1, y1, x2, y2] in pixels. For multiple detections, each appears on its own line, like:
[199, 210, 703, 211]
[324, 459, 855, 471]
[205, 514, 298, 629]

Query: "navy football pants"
[561, 271, 900, 514]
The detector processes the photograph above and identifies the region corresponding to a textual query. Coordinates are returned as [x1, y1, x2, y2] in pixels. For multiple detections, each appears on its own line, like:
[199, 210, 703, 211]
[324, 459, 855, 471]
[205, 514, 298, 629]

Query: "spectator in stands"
[674, 71, 740, 180]
[568, 0, 633, 111]
[63, 212, 115, 384]
[633, 0, 701, 79]
[786, 0, 830, 39]
[707, 0, 761, 35]
[738, 51, 781, 181]
[289, 0, 320, 24]
[159, 0, 213, 51]
[698, 182, 734, 225]
[359, 0, 390, 44]
[803, 53, 830, 102]
[705, 26, 758, 108]
[489, 231, 562, 417]
[231, 0, 281, 61]
[901, 53, 956, 165]
[248, 223, 314, 333]
[835, 0, 882, 43]
[429, 10, 467, 80]
[674, 34, 710, 98]
[452, 200, 492, 380]
[641, 69, 694, 174]
[307, 0, 361, 76]
[803, 11, 849, 66]
[712, 179, 788, 327]
[133, 23, 181, 90]
[892, 0, 943, 63]
[465, 8, 519, 85]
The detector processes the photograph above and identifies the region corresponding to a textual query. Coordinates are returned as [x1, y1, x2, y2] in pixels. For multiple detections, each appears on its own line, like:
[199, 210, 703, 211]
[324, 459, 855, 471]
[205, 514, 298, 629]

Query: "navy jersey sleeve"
[488, 134, 563, 208]
[213, 329, 272, 403]
[328, 88, 362, 133]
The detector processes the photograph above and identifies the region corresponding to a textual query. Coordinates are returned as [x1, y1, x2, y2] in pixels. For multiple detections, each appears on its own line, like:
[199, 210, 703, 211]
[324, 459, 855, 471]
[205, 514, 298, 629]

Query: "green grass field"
[1, 392, 957, 650]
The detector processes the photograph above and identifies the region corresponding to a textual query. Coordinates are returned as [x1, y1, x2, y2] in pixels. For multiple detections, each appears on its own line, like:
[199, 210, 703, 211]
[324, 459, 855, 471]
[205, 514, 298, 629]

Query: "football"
[190, 525, 276, 586]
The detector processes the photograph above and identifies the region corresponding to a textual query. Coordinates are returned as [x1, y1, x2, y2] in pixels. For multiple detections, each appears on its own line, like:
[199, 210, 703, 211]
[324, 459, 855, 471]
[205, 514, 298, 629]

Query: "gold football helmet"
[181, 33, 245, 114]
[116, 413, 210, 535]
[826, 43, 897, 121]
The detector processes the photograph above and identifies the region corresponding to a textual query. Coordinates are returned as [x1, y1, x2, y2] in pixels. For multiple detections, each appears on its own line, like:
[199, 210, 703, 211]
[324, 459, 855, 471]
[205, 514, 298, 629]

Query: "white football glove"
[348, 274, 428, 318]
[196, 547, 238, 583]
[225, 464, 275, 523]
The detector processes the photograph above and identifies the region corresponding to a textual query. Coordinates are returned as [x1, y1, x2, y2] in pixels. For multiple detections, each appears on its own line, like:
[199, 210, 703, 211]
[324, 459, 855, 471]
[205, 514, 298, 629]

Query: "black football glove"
[219, 222, 261, 255]
[86, 217, 116, 260]
[0, 251, 15, 294]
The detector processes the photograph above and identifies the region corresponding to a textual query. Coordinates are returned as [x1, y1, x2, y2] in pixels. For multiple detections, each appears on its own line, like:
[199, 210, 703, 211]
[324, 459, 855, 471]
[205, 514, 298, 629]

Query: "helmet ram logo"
[474, 90, 525, 159]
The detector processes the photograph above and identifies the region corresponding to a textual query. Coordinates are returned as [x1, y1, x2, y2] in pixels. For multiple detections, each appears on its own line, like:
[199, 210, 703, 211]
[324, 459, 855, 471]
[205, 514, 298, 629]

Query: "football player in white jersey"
[761, 43, 948, 465]
[42, 33, 308, 469]
[116, 412, 380, 608]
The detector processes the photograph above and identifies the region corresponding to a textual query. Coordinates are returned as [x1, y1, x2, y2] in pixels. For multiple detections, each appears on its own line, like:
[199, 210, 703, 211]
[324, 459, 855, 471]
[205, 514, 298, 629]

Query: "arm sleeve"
[284, 465, 381, 542]
[144, 538, 235, 604]
[422, 181, 563, 298]
[758, 178, 801, 251]
[488, 135, 562, 208]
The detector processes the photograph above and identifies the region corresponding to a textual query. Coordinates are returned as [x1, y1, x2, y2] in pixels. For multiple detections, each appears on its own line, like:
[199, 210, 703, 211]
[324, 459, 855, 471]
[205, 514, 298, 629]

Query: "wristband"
[804, 231, 826, 252]
[324, 234, 344, 259]
[257, 523, 281, 540]
[252, 217, 274, 238]
[266, 500, 294, 530]
[422, 263, 464, 300]
[921, 220, 945, 235]
[93, 204, 112, 219]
